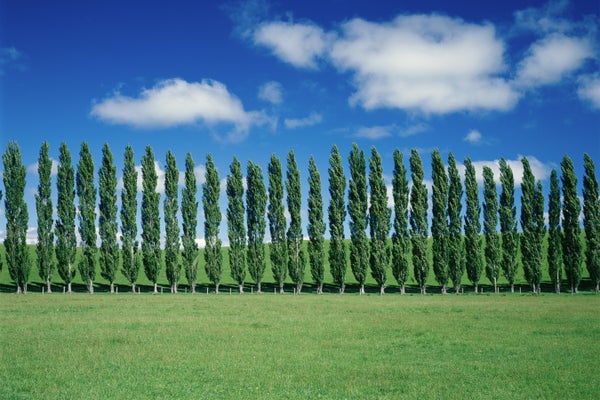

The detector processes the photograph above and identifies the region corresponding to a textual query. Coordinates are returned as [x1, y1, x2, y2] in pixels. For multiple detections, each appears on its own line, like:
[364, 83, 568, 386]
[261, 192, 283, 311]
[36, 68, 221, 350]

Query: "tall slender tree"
[164, 151, 181, 293]
[76, 142, 97, 293]
[307, 156, 326, 294]
[56, 142, 77, 293]
[500, 158, 518, 293]
[520, 157, 545, 293]
[3, 141, 30, 293]
[561, 155, 582, 293]
[36, 142, 54, 292]
[348, 143, 369, 295]
[246, 161, 267, 292]
[464, 158, 482, 293]
[268, 154, 287, 293]
[483, 166, 500, 293]
[120, 145, 140, 293]
[182, 153, 199, 293]
[98, 143, 119, 293]
[141, 145, 161, 294]
[583, 154, 600, 292]
[431, 149, 449, 293]
[391, 149, 410, 294]
[368, 146, 391, 295]
[410, 149, 429, 294]
[328, 145, 347, 293]
[203, 154, 222, 293]
[548, 170, 562, 294]
[447, 153, 464, 293]
[286, 150, 306, 294]
[227, 157, 246, 293]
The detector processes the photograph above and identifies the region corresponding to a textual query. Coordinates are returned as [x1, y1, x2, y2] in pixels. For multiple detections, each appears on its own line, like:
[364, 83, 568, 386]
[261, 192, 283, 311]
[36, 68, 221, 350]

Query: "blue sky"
[0, 0, 598, 245]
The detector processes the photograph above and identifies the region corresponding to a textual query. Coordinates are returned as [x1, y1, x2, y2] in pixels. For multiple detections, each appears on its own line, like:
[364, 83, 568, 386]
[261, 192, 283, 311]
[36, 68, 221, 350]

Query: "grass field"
[1, 293, 599, 399]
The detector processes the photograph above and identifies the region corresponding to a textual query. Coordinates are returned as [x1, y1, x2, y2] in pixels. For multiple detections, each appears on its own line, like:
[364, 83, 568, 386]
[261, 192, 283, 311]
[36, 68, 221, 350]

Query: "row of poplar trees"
[2, 140, 599, 294]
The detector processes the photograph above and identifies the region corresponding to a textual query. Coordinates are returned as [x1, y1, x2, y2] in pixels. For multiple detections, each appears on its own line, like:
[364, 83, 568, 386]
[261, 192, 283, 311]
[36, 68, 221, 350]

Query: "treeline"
[2, 141, 599, 295]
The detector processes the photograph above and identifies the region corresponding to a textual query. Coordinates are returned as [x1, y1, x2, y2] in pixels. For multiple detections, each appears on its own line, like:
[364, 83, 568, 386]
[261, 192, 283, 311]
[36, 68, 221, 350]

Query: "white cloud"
[330, 15, 518, 114]
[513, 0, 572, 34]
[355, 125, 392, 140]
[578, 74, 600, 109]
[284, 112, 322, 129]
[464, 129, 483, 144]
[91, 78, 266, 142]
[0, 46, 24, 75]
[514, 34, 593, 88]
[258, 81, 283, 104]
[253, 21, 330, 69]
[457, 156, 552, 186]
[26, 227, 37, 245]
[399, 123, 428, 138]
[27, 158, 59, 176]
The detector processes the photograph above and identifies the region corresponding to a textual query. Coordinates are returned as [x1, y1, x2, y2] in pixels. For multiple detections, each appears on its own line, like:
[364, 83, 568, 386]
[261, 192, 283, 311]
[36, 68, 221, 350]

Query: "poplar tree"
[182, 153, 199, 293]
[246, 161, 267, 292]
[500, 158, 518, 293]
[561, 155, 582, 293]
[348, 143, 369, 294]
[307, 156, 326, 294]
[464, 158, 482, 293]
[142, 145, 161, 294]
[120, 145, 140, 293]
[227, 157, 246, 293]
[286, 150, 306, 294]
[328, 145, 347, 293]
[391, 149, 410, 294]
[583, 154, 600, 292]
[56, 142, 77, 293]
[268, 154, 287, 293]
[3, 141, 30, 293]
[369, 146, 391, 295]
[520, 157, 545, 293]
[36, 141, 54, 293]
[410, 149, 429, 294]
[447, 153, 464, 293]
[483, 166, 500, 293]
[547, 170, 562, 294]
[431, 149, 449, 293]
[203, 154, 222, 293]
[76, 142, 97, 293]
[164, 151, 181, 293]
[98, 143, 119, 293]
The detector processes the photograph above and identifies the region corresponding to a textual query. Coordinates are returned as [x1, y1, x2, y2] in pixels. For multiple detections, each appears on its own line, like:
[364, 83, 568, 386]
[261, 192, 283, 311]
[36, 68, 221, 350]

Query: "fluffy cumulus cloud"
[284, 112, 322, 129]
[253, 21, 330, 69]
[354, 123, 428, 139]
[458, 156, 552, 186]
[91, 78, 266, 142]
[464, 129, 483, 144]
[578, 74, 600, 109]
[27, 158, 59, 176]
[258, 80, 283, 104]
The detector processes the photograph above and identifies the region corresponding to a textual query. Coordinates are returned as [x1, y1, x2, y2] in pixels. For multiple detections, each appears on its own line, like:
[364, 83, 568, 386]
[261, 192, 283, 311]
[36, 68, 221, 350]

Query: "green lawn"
[0, 293, 598, 399]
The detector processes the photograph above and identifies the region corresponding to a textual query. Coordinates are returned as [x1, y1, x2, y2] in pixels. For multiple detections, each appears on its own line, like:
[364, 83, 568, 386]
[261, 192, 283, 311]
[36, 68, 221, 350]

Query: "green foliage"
[464, 158, 482, 291]
[286, 150, 306, 293]
[76, 142, 97, 293]
[368, 146, 391, 294]
[447, 153, 464, 293]
[547, 170, 563, 293]
[182, 152, 199, 292]
[410, 149, 429, 294]
[120, 145, 139, 291]
[583, 154, 600, 291]
[141, 145, 161, 292]
[431, 149, 449, 293]
[98, 143, 119, 292]
[227, 157, 246, 292]
[307, 156, 326, 294]
[500, 158, 518, 292]
[246, 161, 267, 291]
[520, 157, 545, 293]
[561, 155, 582, 293]
[348, 143, 369, 293]
[164, 151, 181, 292]
[56, 142, 77, 291]
[328, 145, 347, 293]
[2, 141, 30, 293]
[35, 142, 54, 291]
[203, 154, 222, 292]
[483, 166, 500, 292]
[268, 154, 287, 292]
[391, 149, 410, 293]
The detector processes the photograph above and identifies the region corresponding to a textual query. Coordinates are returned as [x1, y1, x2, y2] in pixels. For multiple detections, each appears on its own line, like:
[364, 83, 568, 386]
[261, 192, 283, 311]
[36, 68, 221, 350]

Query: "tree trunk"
[596, 282, 599, 293]
[257, 281, 262, 293]
[237, 283, 243, 293]
[296, 282, 302, 295]
[454, 284, 460, 294]
[339, 283, 345, 294]
[441, 284, 447, 294]
[421, 284, 426, 295]
[215, 283, 220, 294]
[131, 282, 136, 294]
[493, 278, 497, 294]
[555, 282, 560, 295]
[153, 282, 158, 294]
[359, 283, 365, 295]
[110, 282, 114, 294]
[400, 284, 405, 295]
[46, 279, 52, 293]
[88, 279, 94, 294]
[474, 283, 478, 293]
[279, 282, 284, 294]
[16, 285, 22, 294]
[191, 282, 196, 294]
[510, 283, 514, 294]
[67, 282, 72, 293]
[379, 285, 385, 295]
[317, 283, 323, 295]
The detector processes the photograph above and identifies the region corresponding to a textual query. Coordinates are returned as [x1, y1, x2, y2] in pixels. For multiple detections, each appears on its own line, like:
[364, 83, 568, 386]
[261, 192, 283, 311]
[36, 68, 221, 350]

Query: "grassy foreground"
[0, 294, 599, 399]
